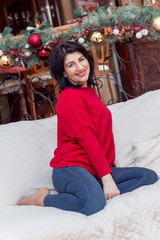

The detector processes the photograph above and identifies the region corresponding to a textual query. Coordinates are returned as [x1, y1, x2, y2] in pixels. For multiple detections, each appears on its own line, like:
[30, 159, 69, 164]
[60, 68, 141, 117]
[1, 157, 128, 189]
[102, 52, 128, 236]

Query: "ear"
[63, 72, 67, 78]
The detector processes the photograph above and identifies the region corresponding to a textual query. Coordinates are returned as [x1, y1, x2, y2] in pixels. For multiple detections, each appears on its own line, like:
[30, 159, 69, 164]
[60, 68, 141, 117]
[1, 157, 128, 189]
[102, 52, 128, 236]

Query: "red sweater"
[50, 87, 115, 178]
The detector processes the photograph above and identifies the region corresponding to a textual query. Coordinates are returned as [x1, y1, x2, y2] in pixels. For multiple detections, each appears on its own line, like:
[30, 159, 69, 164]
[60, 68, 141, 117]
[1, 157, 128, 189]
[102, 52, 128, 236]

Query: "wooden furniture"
[143, 0, 155, 5]
[117, 0, 142, 6]
[115, 39, 160, 99]
[0, 24, 70, 124]
[91, 43, 109, 101]
[74, 0, 98, 12]
[0, 0, 36, 34]
[90, 42, 117, 104]
[0, 0, 59, 34]
[0, 74, 28, 124]
[23, 62, 61, 120]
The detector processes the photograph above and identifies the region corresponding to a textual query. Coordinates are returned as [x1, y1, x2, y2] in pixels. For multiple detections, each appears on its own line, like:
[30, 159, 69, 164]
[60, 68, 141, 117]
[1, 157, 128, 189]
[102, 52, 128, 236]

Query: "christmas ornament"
[78, 37, 85, 44]
[119, 28, 125, 37]
[153, 2, 160, 7]
[0, 50, 3, 56]
[141, 29, 148, 36]
[107, 7, 113, 15]
[152, 16, 160, 31]
[25, 51, 32, 57]
[67, 18, 83, 25]
[25, 44, 30, 49]
[90, 30, 105, 46]
[37, 47, 50, 61]
[39, 18, 44, 23]
[35, 18, 41, 27]
[28, 33, 42, 48]
[26, 26, 35, 31]
[50, 39, 61, 48]
[0, 55, 12, 68]
[104, 27, 113, 36]
[135, 31, 142, 39]
[113, 28, 120, 35]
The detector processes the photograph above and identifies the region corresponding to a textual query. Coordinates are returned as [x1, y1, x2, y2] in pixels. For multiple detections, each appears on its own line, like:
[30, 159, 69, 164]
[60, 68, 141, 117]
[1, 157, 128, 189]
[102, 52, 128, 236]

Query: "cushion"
[0, 116, 57, 206]
[108, 89, 160, 167]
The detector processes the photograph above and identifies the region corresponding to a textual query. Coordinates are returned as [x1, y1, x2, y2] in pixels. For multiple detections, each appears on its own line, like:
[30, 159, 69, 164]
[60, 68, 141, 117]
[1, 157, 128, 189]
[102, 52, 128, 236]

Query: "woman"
[18, 41, 158, 215]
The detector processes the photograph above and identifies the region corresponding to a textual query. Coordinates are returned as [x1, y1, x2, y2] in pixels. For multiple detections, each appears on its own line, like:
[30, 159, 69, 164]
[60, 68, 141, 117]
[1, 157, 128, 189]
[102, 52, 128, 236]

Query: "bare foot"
[18, 187, 50, 206]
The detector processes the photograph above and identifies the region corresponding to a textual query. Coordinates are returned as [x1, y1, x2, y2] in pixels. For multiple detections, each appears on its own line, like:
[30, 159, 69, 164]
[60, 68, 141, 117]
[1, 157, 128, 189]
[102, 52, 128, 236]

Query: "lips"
[76, 70, 86, 77]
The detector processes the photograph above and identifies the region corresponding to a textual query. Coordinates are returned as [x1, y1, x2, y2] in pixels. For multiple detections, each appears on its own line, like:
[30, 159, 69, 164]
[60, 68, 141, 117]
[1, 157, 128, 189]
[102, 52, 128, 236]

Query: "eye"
[68, 63, 74, 68]
[80, 57, 85, 61]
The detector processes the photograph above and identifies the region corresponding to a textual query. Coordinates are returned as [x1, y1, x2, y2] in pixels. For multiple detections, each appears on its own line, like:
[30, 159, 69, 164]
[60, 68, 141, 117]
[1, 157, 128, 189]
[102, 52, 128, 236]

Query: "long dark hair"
[49, 41, 96, 88]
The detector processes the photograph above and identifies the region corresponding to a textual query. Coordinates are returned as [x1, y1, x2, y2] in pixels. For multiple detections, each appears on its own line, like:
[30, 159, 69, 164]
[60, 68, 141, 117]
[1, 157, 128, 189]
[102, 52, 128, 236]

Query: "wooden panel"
[118, 0, 142, 6]
[0, 0, 36, 34]
[0, 0, 60, 34]
[116, 39, 160, 99]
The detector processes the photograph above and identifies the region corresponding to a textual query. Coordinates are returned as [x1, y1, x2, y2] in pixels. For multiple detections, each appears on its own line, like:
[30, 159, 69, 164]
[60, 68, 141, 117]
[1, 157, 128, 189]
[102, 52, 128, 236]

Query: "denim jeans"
[43, 166, 158, 216]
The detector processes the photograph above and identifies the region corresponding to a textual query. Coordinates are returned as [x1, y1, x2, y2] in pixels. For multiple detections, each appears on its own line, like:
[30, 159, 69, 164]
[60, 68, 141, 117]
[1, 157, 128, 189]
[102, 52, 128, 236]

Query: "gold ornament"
[119, 28, 125, 37]
[104, 27, 113, 36]
[90, 31, 105, 46]
[35, 18, 41, 27]
[152, 16, 160, 32]
[0, 55, 12, 69]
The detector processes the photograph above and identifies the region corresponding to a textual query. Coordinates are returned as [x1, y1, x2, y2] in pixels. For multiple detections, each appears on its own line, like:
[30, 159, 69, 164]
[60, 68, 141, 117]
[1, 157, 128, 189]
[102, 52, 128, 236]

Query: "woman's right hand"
[101, 174, 120, 200]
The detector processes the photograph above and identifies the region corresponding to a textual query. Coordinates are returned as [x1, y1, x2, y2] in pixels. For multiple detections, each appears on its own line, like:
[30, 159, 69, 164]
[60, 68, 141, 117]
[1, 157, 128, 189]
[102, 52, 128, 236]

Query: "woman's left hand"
[113, 160, 120, 168]
[101, 174, 120, 200]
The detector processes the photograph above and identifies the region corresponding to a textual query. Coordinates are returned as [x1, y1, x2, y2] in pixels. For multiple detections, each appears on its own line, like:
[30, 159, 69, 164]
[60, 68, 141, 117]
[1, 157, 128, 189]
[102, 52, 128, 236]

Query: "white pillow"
[109, 89, 160, 167]
[132, 132, 160, 177]
[0, 116, 57, 206]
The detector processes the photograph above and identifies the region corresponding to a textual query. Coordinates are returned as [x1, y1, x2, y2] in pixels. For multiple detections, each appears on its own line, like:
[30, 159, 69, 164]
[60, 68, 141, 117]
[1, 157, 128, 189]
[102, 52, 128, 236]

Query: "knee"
[149, 169, 158, 184]
[81, 193, 106, 216]
[144, 168, 158, 185]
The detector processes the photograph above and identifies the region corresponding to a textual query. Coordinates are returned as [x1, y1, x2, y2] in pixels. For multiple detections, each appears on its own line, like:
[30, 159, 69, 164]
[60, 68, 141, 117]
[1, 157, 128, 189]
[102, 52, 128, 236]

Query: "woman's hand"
[113, 160, 120, 168]
[101, 174, 120, 200]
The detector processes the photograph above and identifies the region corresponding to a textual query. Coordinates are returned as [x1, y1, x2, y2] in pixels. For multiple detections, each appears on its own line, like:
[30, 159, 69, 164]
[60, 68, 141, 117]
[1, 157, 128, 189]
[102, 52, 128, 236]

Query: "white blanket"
[0, 181, 160, 240]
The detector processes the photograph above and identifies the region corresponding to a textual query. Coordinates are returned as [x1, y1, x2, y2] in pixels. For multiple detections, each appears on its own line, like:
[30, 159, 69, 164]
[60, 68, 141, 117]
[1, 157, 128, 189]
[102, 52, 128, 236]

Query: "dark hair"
[49, 41, 96, 88]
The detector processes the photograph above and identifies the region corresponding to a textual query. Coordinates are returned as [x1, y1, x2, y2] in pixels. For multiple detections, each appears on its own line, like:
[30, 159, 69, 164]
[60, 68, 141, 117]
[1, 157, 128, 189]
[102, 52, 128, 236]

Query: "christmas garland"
[1, 3, 160, 70]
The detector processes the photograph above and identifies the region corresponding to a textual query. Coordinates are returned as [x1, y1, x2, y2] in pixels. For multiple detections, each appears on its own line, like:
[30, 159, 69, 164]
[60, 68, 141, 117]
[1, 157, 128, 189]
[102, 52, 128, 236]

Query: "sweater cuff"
[99, 167, 113, 179]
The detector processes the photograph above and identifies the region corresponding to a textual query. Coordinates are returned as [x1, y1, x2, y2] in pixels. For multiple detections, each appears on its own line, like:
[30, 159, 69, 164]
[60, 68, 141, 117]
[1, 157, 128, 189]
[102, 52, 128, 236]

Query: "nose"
[76, 62, 83, 71]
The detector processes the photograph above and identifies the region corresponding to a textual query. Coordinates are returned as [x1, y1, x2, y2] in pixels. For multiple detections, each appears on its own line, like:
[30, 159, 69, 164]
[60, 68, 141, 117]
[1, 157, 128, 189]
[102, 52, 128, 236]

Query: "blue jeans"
[43, 166, 158, 216]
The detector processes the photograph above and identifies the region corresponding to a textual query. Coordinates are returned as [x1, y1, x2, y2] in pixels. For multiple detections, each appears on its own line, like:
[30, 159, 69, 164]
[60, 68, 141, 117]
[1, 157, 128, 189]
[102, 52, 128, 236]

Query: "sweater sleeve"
[57, 90, 113, 178]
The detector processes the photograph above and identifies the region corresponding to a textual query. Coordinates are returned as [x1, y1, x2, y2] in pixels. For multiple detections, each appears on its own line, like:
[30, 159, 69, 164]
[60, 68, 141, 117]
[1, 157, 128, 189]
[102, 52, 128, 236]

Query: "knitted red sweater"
[50, 87, 115, 178]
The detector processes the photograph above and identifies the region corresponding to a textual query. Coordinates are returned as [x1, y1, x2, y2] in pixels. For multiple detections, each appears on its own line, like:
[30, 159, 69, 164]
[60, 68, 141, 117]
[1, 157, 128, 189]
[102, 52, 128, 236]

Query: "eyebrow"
[65, 55, 84, 67]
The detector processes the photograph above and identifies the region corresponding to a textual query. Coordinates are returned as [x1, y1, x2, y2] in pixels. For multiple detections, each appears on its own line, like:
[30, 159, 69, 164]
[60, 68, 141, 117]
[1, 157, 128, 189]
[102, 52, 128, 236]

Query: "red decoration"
[153, 2, 160, 7]
[0, 66, 27, 74]
[37, 47, 50, 61]
[66, 18, 82, 25]
[49, 39, 61, 48]
[39, 18, 44, 23]
[28, 33, 42, 48]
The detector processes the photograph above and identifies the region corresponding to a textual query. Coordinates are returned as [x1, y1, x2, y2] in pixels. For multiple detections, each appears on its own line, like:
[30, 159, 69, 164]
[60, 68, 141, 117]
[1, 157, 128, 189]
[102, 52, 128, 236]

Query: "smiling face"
[63, 51, 90, 88]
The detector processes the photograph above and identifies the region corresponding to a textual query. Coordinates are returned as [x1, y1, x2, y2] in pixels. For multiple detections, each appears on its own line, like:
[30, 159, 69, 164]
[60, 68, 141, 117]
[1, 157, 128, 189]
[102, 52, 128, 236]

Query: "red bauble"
[28, 33, 42, 48]
[37, 47, 50, 61]
[39, 18, 44, 23]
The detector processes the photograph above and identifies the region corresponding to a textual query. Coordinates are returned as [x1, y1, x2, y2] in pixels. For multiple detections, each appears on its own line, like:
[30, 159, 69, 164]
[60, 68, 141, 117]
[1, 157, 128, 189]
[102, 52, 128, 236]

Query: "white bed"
[0, 89, 160, 240]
